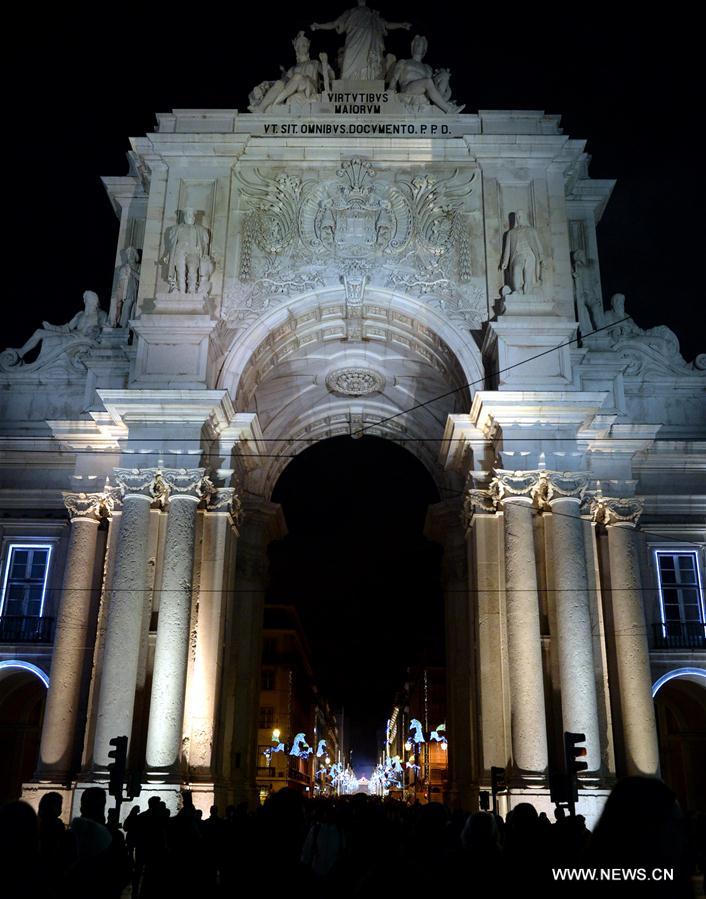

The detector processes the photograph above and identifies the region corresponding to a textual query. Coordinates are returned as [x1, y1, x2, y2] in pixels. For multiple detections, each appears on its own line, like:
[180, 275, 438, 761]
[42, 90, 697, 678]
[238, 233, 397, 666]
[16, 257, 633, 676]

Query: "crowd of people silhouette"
[1, 776, 703, 897]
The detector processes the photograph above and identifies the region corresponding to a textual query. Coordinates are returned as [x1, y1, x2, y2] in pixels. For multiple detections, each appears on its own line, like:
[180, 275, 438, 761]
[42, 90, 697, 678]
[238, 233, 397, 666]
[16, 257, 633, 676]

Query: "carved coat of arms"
[228, 157, 483, 326]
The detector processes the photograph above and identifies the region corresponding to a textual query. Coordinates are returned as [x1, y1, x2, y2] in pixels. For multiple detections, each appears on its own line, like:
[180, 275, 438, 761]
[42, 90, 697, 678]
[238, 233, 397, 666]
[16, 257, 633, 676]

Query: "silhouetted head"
[0, 801, 39, 859]
[592, 776, 686, 868]
[38, 791, 63, 820]
[80, 787, 106, 823]
[148, 796, 161, 811]
[461, 812, 500, 852]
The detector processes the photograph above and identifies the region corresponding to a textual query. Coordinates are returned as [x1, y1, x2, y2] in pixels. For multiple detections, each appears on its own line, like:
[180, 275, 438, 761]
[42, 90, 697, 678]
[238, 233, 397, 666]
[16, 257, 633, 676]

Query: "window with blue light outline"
[0, 543, 53, 619]
[653, 549, 705, 639]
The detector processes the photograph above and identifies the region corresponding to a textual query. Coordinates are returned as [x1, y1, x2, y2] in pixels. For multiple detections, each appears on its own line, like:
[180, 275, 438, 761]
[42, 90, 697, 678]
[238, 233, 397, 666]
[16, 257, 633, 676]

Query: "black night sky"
[6, 5, 703, 760]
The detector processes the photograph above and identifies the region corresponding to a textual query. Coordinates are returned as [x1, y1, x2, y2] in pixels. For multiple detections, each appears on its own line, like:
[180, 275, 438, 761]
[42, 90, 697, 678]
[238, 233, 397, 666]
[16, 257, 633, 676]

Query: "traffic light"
[108, 735, 128, 799]
[491, 766, 507, 796]
[126, 770, 142, 800]
[564, 732, 588, 776]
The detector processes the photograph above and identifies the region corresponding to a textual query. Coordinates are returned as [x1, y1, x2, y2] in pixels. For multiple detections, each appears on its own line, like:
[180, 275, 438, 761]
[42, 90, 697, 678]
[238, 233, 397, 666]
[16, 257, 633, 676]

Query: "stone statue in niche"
[111, 246, 141, 327]
[311, 0, 411, 81]
[500, 210, 544, 294]
[163, 208, 212, 294]
[1, 290, 107, 369]
[248, 31, 334, 113]
[387, 35, 464, 113]
[571, 248, 605, 334]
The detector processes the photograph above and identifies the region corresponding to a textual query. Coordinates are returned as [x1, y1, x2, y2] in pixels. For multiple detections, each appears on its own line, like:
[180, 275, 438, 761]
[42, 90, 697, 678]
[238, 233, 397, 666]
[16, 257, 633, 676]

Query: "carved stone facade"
[1, 6, 704, 824]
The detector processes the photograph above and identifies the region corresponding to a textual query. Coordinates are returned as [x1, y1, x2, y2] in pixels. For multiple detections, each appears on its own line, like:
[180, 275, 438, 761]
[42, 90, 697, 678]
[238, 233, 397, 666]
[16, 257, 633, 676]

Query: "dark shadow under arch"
[269, 435, 443, 761]
[654, 677, 706, 814]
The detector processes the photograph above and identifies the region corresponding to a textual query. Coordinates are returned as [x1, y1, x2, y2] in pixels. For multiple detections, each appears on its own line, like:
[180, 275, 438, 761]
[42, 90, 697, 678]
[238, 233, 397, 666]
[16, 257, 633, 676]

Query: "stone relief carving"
[110, 247, 141, 328]
[227, 159, 482, 327]
[311, 1, 411, 81]
[249, 31, 334, 113]
[1, 290, 108, 373]
[325, 367, 385, 396]
[163, 209, 213, 295]
[601, 293, 706, 377]
[387, 35, 464, 114]
[500, 211, 544, 295]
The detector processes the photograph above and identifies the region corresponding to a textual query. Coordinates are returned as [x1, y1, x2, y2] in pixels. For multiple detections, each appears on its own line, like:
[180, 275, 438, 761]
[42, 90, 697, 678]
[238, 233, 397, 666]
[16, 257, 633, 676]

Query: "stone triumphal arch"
[1, 4, 704, 822]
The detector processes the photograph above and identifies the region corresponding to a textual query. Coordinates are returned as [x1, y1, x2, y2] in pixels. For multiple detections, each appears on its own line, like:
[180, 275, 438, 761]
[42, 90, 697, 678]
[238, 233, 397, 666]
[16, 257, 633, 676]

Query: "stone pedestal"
[37, 493, 111, 780]
[483, 315, 577, 389]
[130, 313, 218, 388]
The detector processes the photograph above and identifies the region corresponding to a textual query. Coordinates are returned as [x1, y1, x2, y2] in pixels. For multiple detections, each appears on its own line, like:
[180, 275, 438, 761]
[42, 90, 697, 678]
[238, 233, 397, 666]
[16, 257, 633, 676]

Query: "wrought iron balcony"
[0, 615, 56, 643]
[652, 621, 706, 650]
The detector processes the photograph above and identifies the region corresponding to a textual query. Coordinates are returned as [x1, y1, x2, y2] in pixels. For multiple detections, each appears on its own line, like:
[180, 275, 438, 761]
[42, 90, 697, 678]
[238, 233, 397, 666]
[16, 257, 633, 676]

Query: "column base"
[500, 787, 611, 830]
[70, 780, 225, 822]
[21, 782, 76, 825]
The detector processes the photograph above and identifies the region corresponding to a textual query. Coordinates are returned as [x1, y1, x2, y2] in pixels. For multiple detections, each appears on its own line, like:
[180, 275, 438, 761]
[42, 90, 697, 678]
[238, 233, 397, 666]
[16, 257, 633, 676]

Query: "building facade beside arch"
[1, 14, 704, 823]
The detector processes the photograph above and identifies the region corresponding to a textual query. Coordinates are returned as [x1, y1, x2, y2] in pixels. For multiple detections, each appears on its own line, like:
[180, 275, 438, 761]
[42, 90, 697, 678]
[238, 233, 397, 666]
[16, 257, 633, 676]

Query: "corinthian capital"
[63, 491, 115, 521]
[462, 488, 497, 529]
[113, 467, 208, 507]
[491, 469, 587, 510]
[206, 485, 244, 530]
[590, 495, 644, 527]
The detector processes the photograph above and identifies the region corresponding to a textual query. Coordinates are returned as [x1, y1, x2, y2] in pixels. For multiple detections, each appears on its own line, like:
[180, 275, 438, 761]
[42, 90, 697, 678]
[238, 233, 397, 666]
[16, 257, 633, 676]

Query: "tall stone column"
[229, 501, 286, 807]
[493, 471, 548, 779]
[425, 500, 475, 810]
[37, 492, 113, 780]
[545, 474, 601, 773]
[92, 469, 161, 769]
[187, 489, 240, 782]
[592, 496, 660, 776]
[145, 469, 207, 778]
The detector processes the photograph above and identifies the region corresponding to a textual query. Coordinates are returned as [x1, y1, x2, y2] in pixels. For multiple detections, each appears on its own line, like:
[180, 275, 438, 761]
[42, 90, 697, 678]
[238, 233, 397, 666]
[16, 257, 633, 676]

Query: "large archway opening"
[267, 435, 443, 771]
[0, 664, 48, 802]
[654, 672, 706, 813]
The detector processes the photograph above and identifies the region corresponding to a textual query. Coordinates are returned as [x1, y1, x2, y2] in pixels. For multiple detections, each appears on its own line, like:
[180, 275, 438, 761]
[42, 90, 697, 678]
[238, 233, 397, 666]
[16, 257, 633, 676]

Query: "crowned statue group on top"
[248, 0, 464, 115]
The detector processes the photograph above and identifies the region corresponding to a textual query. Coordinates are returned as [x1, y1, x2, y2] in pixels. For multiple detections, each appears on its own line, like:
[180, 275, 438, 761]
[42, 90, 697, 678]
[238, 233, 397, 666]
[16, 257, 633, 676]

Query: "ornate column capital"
[590, 495, 644, 527]
[112, 467, 209, 508]
[205, 485, 244, 533]
[63, 491, 115, 522]
[462, 488, 497, 530]
[491, 469, 588, 511]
